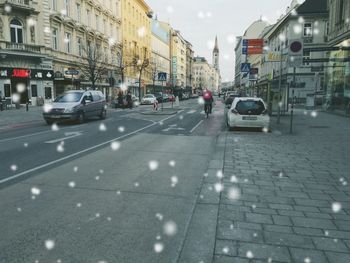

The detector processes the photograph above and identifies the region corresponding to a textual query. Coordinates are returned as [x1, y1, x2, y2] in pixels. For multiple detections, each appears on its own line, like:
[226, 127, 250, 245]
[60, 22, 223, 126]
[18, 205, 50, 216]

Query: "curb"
[140, 111, 178, 116]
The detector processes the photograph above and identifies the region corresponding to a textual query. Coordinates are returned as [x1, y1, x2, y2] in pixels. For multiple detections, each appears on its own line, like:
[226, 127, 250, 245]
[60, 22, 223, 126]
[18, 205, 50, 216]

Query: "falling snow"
[149, 160, 159, 171]
[310, 111, 318, 118]
[31, 187, 41, 196]
[222, 246, 229, 254]
[163, 221, 177, 236]
[304, 257, 311, 263]
[169, 160, 176, 167]
[155, 213, 163, 221]
[111, 141, 121, 151]
[214, 183, 224, 193]
[10, 164, 18, 171]
[332, 202, 342, 213]
[57, 141, 65, 153]
[45, 239, 55, 250]
[227, 187, 241, 201]
[51, 123, 59, 131]
[171, 176, 178, 187]
[154, 242, 164, 253]
[99, 123, 107, 131]
[246, 250, 254, 259]
[68, 181, 76, 188]
[118, 126, 125, 133]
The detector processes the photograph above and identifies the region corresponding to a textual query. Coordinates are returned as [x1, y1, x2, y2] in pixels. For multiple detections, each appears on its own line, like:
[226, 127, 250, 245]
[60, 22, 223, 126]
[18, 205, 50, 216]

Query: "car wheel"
[100, 109, 107, 120]
[77, 112, 85, 124]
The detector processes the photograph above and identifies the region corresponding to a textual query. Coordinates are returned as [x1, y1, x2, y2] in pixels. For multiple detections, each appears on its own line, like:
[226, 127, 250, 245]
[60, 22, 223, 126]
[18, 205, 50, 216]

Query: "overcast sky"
[146, 0, 292, 82]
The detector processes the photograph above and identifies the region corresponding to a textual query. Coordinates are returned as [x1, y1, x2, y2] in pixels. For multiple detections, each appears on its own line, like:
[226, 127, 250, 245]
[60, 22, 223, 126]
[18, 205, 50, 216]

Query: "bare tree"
[115, 44, 134, 85]
[133, 50, 150, 101]
[79, 43, 107, 89]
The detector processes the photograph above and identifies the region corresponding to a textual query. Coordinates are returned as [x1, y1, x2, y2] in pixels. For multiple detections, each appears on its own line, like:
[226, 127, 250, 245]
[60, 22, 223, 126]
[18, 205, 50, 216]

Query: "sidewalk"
[211, 110, 350, 262]
[0, 105, 44, 129]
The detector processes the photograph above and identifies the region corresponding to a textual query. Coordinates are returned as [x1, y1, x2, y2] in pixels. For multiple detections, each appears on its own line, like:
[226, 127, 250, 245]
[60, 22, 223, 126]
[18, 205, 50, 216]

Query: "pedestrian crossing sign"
[158, 72, 167, 81]
[241, 63, 251, 73]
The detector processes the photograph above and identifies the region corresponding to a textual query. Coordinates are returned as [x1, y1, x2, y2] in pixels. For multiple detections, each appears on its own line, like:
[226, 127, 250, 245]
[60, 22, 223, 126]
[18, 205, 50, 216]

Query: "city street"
[1, 97, 350, 262]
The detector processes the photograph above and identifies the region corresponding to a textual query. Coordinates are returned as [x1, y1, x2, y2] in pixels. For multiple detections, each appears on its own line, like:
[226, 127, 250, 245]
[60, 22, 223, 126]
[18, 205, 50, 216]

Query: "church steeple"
[213, 36, 220, 71]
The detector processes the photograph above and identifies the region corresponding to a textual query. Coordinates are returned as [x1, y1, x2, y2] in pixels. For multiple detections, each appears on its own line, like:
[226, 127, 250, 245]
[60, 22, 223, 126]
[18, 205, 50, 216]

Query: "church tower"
[213, 36, 220, 71]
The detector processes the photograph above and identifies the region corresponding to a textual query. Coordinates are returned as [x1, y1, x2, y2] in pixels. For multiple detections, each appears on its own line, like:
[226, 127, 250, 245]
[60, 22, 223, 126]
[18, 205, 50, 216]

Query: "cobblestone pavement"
[214, 110, 350, 263]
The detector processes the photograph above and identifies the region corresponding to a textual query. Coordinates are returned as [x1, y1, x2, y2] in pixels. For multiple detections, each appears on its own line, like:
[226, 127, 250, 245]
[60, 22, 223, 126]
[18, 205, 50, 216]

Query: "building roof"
[213, 36, 219, 52]
[297, 0, 328, 14]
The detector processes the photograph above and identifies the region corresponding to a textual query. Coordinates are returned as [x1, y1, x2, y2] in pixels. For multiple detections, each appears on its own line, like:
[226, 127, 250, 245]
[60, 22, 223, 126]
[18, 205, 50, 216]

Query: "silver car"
[43, 90, 107, 125]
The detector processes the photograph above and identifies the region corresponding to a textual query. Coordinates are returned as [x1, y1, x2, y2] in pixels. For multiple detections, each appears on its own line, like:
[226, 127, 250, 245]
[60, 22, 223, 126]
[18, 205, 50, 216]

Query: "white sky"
[146, 0, 292, 82]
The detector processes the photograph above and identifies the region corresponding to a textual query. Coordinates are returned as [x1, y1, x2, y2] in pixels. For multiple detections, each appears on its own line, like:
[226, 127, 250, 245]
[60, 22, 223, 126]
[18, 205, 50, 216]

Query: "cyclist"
[203, 88, 214, 115]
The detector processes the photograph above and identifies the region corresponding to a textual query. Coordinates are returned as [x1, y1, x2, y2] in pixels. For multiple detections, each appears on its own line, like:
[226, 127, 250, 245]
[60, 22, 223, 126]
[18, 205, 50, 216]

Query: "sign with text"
[243, 39, 264, 47]
[0, 68, 54, 80]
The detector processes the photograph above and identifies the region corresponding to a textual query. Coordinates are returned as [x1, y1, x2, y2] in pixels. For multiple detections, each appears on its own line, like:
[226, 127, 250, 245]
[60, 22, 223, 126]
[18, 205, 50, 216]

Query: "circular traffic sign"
[290, 41, 302, 53]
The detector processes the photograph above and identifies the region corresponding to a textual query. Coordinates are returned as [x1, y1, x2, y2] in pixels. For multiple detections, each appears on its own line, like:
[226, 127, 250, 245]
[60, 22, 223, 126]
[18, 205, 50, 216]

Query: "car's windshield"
[54, 92, 83, 103]
[144, 95, 153, 98]
[235, 100, 266, 115]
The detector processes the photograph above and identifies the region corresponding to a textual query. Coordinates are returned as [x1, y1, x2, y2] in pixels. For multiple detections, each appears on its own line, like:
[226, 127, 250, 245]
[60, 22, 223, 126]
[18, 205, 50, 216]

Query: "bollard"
[26, 102, 29, 111]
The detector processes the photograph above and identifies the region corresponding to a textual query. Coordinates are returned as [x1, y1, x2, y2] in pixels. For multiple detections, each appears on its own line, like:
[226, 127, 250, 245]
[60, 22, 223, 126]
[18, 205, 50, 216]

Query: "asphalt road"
[0, 98, 226, 262]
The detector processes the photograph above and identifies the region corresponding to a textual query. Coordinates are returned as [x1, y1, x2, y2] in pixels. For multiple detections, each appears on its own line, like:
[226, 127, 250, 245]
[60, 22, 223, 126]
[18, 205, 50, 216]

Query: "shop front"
[0, 67, 54, 105]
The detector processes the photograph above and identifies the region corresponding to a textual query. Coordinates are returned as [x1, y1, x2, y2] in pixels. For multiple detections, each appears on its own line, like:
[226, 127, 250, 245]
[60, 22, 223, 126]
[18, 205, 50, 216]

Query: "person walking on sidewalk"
[126, 91, 132, 109]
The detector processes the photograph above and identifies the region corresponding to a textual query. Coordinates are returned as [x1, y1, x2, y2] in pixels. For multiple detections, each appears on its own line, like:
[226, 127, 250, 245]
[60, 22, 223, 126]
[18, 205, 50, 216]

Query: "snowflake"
[216, 170, 223, 179]
[73, 166, 79, 173]
[163, 221, 177, 236]
[304, 257, 311, 263]
[95, 176, 100, 181]
[222, 246, 229, 254]
[17, 207, 22, 212]
[252, 204, 257, 209]
[279, 33, 286, 42]
[24, 142, 29, 147]
[51, 123, 59, 131]
[223, 54, 230, 60]
[293, 24, 302, 34]
[99, 169, 104, 174]
[197, 11, 205, 19]
[10, 164, 18, 171]
[313, 28, 320, 35]
[291, 9, 298, 16]
[111, 141, 121, 151]
[171, 176, 178, 187]
[310, 111, 318, 118]
[214, 183, 224, 193]
[45, 239, 55, 250]
[68, 181, 76, 188]
[56, 259, 62, 263]
[137, 27, 146, 38]
[268, 258, 273, 263]
[179, 115, 184, 120]
[227, 34, 235, 44]
[332, 202, 342, 213]
[227, 187, 241, 201]
[95, 213, 100, 218]
[107, 217, 112, 221]
[99, 123, 107, 131]
[203, 173, 208, 177]
[16, 83, 26, 93]
[206, 11, 212, 18]
[149, 160, 159, 171]
[44, 27, 51, 34]
[116, 191, 121, 195]
[27, 18, 36, 26]
[262, 127, 269, 133]
[118, 126, 125, 133]
[12, 93, 20, 103]
[156, 213, 163, 221]
[134, 182, 139, 187]
[76, 203, 82, 208]
[31, 187, 41, 196]
[246, 250, 254, 259]
[166, 6, 174, 14]
[325, 230, 329, 236]
[57, 141, 64, 153]
[4, 4, 12, 13]
[253, 233, 258, 237]
[298, 17, 305, 24]
[230, 224, 234, 230]
[156, 235, 161, 240]
[43, 103, 53, 113]
[108, 37, 116, 46]
[154, 242, 164, 253]
[169, 160, 176, 167]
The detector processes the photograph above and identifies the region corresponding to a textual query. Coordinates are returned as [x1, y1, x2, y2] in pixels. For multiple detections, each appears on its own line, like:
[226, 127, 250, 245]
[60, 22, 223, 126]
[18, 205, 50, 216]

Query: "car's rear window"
[235, 100, 265, 115]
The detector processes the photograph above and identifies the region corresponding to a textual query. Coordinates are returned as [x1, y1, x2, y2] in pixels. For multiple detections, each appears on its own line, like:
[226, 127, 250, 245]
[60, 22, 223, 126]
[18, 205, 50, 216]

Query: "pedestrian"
[153, 100, 158, 111]
[126, 91, 132, 109]
[117, 91, 123, 108]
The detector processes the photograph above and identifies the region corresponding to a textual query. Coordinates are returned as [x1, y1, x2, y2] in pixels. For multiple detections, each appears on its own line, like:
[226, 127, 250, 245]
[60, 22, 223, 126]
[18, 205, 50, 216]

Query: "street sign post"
[288, 40, 303, 67]
[158, 72, 167, 81]
[241, 63, 251, 73]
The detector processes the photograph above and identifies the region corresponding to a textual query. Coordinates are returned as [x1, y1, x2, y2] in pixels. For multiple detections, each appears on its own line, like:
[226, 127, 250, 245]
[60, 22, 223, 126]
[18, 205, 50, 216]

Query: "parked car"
[225, 92, 241, 106]
[162, 93, 169, 102]
[226, 97, 270, 130]
[141, 94, 157, 105]
[154, 93, 163, 103]
[167, 94, 175, 102]
[190, 93, 199, 99]
[43, 90, 107, 125]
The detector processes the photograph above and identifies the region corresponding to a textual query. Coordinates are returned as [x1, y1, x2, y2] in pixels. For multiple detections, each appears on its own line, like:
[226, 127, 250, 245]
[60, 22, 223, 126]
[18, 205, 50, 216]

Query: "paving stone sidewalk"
[214, 110, 350, 262]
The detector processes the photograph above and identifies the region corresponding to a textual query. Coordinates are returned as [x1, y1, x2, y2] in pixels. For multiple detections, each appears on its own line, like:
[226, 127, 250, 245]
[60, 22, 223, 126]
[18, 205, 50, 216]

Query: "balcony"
[1, 42, 42, 53]
[1, 0, 35, 13]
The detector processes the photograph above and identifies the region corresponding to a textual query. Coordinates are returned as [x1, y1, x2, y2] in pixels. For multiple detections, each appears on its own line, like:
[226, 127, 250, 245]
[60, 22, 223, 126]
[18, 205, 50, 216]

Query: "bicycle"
[204, 103, 211, 118]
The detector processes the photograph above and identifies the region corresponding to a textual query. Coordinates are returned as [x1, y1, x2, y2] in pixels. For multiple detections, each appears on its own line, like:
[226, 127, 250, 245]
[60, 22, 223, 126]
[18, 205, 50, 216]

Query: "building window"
[52, 28, 58, 50]
[337, 0, 345, 24]
[10, 19, 23, 44]
[4, 84, 11, 97]
[64, 0, 69, 16]
[76, 3, 81, 22]
[65, 32, 71, 53]
[77, 37, 82, 56]
[51, 0, 57, 10]
[31, 85, 38, 97]
[303, 50, 311, 65]
[304, 23, 313, 37]
[96, 14, 99, 30]
[87, 10, 91, 26]
[45, 87, 52, 99]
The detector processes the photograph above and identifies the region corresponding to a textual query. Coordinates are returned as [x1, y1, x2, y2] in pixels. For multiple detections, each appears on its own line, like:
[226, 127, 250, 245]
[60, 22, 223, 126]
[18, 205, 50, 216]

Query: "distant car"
[190, 93, 199, 99]
[167, 94, 175, 102]
[162, 94, 169, 102]
[227, 97, 270, 130]
[43, 90, 107, 125]
[154, 93, 163, 103]
[112, 95, 139, 108]
[141, 94, 157, 105]
[225, 93, 241, 106]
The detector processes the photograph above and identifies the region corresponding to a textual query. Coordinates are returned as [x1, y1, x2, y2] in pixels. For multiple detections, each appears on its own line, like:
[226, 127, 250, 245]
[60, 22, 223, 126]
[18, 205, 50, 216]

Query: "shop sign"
[0, 68, 53, 80]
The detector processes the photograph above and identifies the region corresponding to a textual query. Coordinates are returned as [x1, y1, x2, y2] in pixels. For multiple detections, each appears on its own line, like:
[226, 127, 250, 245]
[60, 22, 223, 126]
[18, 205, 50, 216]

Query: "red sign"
[12, 69, 31, 78]
[248, 39, 264, 47]
[247, 47, 263, 55]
